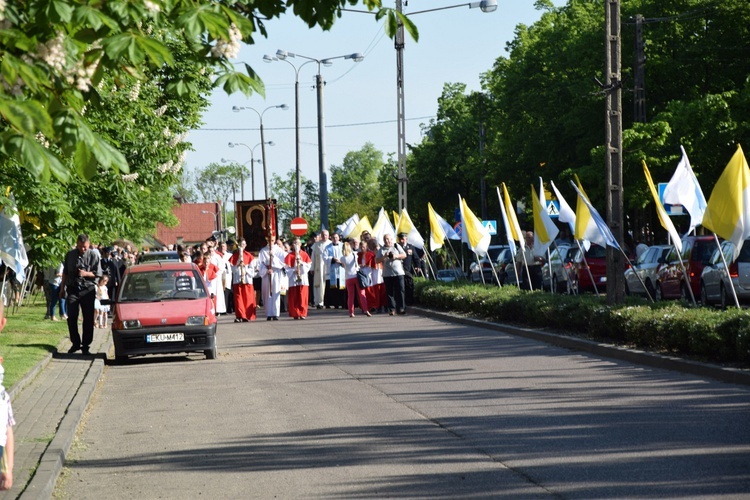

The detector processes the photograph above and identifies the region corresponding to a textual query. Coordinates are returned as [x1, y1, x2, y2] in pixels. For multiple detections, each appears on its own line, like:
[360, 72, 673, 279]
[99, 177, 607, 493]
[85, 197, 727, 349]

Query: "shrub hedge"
[414, 279, 750, 364]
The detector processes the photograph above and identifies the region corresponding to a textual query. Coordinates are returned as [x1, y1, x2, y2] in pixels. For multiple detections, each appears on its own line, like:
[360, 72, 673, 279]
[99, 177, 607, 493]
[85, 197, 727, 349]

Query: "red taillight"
[482, 263, 491, 269]
[729, 263, 739, 278]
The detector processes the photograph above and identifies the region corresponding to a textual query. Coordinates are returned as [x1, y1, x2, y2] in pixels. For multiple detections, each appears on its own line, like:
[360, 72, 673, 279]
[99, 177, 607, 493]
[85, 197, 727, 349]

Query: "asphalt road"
[56, 309, 750, 499]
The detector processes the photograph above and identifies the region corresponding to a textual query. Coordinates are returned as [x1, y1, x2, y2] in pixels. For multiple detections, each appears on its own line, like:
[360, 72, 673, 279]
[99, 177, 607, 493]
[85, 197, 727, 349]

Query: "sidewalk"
[7, 325, 112, 499]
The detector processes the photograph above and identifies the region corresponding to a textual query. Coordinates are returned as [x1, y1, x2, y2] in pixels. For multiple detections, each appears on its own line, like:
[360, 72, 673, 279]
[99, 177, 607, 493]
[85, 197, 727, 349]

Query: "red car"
[570, 243, 633, 293]
[111, 262, 218, 362]
[655, 235, 715, 301]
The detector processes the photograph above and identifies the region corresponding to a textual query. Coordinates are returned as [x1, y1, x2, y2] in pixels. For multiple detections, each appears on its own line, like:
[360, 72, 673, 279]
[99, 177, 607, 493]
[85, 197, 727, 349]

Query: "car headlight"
[122, 319, 142, 329]
[186, 316, 207, 326]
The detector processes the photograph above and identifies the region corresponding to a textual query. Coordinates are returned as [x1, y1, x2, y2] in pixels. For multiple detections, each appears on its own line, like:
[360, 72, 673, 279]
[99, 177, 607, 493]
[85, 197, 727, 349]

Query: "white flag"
[663, 145, 707, 233]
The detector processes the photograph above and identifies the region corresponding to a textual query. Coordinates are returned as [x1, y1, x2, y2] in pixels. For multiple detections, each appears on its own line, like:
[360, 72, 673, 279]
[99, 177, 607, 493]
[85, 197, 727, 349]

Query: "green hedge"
[414, 280, 750, 364]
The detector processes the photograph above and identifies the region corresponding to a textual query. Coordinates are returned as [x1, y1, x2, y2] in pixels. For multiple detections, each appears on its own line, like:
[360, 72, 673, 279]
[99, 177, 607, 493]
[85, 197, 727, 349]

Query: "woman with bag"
[342, 240, 371, 318]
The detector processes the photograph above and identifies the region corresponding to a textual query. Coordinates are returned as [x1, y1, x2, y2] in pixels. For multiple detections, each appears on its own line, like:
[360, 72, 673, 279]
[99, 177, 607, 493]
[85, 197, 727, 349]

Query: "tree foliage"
[269, 170, 320, 237]
[329, 142, 387, 228]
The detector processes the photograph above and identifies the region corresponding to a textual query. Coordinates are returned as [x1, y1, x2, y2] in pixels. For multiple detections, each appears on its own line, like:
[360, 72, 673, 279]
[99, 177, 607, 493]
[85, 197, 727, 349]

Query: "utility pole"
[395, 0, 407, 211]
[605, 0, 624, 304]
[633, 14, 646, 123]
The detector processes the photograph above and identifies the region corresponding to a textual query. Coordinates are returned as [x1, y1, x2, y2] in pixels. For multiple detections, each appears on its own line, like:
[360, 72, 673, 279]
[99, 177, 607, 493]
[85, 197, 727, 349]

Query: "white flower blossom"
[144, 0, 160, 13]
[162, 127, 171, 138]
[0, 0, 7, 22]
[158, 160, 174, 174]
[209, 24, 242, 59]
[122, 173, 140, 182]
[36, 32, 67, 74]
[154, 105, 167, 117]
[35, 132, 50, 149]
[128, 81, 141, 101]
[168, 132, 188, 148]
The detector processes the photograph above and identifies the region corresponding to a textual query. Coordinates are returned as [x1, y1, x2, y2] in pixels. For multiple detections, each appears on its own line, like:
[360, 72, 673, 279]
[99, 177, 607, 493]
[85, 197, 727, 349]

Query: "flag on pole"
[496, 187, 517, 256]
[349, 215, 373, 240]
[532, 179, 559, 255]
[392, 210, 401, 231]
[0, 196, 29, 284]
[396, 208, 425, 249]
[643, 161, 683, 253]
[372, 208, 396, 245]
[663, 145, 707, 233]
[570, 178, 621, 250]
[702, 144, 750, 261]
[427, 203, 459, 251]
[550, 180, 576, 234]
[458, 195, 491, 257]
[338, 214, 360, 238]
[501, 183, 525, 249]
[572, 175, 607, 247]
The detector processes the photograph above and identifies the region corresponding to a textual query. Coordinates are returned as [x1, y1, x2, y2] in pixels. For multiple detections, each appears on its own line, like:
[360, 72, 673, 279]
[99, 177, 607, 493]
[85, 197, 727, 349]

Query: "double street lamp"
[264, 50, 364, 229]
[232, 104, 288, 200]
[227, 141, 274, 200]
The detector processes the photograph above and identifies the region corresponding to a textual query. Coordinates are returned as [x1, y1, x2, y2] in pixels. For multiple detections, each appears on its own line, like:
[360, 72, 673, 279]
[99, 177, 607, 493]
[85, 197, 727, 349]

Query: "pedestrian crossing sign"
[481, 220, 497, 235]
[546, 201, 560, 218]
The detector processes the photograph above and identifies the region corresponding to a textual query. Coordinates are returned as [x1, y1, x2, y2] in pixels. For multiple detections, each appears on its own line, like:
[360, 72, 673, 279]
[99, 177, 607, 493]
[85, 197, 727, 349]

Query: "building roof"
[154, 201, 223, 248]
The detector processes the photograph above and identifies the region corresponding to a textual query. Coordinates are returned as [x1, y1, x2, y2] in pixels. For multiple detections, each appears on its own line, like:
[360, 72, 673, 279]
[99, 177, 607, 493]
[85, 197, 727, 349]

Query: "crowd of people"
[42, 229, 426, 331]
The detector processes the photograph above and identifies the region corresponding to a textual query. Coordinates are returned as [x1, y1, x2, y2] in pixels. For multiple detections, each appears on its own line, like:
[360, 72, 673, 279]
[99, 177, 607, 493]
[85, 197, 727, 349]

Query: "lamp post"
[344, 0, 496, 211]
[232, 104, 288, 200]
[265, 50, 364, 230]
[228, 141, 274, 200]
[201, 209, 220, 234]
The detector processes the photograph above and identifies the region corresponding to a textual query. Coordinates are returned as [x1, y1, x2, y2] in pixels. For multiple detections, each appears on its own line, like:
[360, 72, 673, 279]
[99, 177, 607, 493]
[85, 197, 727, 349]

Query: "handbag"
[356, 268, 372, 288]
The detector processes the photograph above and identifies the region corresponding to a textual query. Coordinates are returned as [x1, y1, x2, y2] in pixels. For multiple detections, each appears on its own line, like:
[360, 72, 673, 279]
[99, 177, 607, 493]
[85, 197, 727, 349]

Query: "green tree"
[269, 170, 319, 238]
[329, 142, 386, 227]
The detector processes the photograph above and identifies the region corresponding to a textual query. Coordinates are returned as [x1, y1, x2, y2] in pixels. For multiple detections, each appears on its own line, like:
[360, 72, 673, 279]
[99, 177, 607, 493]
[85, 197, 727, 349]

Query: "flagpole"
[546, 248, 553, 292]
[617, 247, 653, 302]
[475, 254, 486, 285]
[712, 233, 740, 309]
[552, 241, 576, 295]
[520, 248, 533, 292]
[575, 240, 599, 296]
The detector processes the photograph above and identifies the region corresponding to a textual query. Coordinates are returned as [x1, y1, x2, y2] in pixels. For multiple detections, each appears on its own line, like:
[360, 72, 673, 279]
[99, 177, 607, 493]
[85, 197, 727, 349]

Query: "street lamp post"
[344, 0, 496, 211]
[265, 50, 363, 230]
[228, 141, 274, 199]
[232, 104, 288, 200]
[263, 55, 316, 218]
[201, 209, 220, 234]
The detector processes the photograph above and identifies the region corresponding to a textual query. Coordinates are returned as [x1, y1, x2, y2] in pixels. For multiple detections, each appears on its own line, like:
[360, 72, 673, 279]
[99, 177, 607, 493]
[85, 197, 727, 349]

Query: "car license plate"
[146, 333, 184, 343]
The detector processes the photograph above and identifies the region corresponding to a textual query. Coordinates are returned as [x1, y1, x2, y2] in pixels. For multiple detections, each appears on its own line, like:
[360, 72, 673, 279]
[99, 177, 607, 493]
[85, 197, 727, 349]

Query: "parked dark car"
[700, 238, 750, 308]
[655, 236, 715, 301]
[469, 245, 510, 284]
[111, 262, 218, 362]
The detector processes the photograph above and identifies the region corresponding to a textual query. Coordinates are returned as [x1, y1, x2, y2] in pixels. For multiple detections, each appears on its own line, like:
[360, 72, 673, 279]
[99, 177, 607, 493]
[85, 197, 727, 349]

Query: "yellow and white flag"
[372, 208, 396, 245]
[501, 183, 524, 249]
[396, 208, 425, 249]
[572, 175, 607, 248]
[349, 215, 373, 240]
[702, 145, 750, 261]
[458, 195, 491, 257]
[427, 203, 459, 251]
[643, 161, 682, 253]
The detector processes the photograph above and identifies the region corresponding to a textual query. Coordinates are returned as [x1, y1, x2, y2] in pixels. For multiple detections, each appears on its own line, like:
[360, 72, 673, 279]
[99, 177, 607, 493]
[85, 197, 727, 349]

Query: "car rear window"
[738, 243, 750, 263]
[119, 269, 208, 302]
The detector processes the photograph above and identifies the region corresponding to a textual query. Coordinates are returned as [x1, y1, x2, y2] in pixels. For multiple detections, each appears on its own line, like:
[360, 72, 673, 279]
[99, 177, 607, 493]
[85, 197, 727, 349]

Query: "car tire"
[114, 351, 127, 363]
[205, 343, 217, 360]
[645, 279, 655, 299]
[624, 281, 631, 296]
[680, 282, 692, 304]
[720, 283, 729, 310]
[655, 284, 663, 301]
[700, 283, 710, 307]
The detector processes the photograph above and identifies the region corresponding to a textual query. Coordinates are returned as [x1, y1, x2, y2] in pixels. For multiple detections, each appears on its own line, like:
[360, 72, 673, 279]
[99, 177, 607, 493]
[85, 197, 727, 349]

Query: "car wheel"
[655, 284, 663, 301]
[624, 281, 631, 296]
[205, 343, 217, 360]
[645, 279, 655, 299]
[720, 283, 729, 310]
[680, 282, 692, 304]
[700, 283, 709, 306]
[551, 275, 558, 293]
[114, 350, 127, 363]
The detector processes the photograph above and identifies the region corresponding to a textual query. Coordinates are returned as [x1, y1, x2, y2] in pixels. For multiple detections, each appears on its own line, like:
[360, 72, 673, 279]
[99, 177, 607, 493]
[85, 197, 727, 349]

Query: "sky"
[184, 1, 565, 202]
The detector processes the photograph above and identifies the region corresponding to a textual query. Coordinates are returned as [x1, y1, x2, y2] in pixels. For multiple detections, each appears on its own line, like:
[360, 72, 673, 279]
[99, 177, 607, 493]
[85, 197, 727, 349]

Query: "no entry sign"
[290, 217, 308, 236]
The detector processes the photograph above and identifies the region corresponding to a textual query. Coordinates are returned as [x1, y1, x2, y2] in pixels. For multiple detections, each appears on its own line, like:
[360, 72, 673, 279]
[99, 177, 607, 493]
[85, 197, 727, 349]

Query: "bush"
[414, 279, 750, 364]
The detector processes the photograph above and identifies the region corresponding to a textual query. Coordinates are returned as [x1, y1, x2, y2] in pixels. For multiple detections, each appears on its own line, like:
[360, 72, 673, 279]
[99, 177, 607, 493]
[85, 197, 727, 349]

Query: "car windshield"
[118, 269, 208, 302]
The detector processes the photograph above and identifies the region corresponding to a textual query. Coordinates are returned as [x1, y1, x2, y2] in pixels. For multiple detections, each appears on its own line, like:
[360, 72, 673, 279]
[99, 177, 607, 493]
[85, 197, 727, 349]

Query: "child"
[0, 302, 15, 491]
[94, 276, 110, 329]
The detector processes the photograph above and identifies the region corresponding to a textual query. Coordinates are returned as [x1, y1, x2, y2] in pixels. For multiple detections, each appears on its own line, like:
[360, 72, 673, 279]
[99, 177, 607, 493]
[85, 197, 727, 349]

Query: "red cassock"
[364, 251, 384, 310]
[230, 250, 256, 321]
[197, 261, 219, 309]
[284, 250, 311, 319]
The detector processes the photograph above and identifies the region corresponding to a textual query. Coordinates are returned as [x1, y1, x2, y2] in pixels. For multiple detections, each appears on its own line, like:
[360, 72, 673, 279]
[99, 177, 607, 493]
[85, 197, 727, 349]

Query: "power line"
[195, 115, 435, 132]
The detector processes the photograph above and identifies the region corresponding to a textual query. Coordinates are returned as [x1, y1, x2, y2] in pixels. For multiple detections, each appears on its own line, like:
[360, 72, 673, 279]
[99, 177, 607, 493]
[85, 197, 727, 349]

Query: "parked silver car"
[541, 244, 576, 293]
[700, 239, 750, 308]
[469, 245, 510, 284]
[624, 245, 671, 297]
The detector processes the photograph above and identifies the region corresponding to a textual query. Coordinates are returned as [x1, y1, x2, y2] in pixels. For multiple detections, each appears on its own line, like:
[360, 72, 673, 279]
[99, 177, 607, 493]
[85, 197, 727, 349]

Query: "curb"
[412, 307, 750, 387]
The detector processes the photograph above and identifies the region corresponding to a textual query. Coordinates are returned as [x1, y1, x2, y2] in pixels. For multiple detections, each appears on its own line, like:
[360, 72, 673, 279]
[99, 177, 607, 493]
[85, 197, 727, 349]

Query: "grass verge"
[1, 302, 67, 389]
